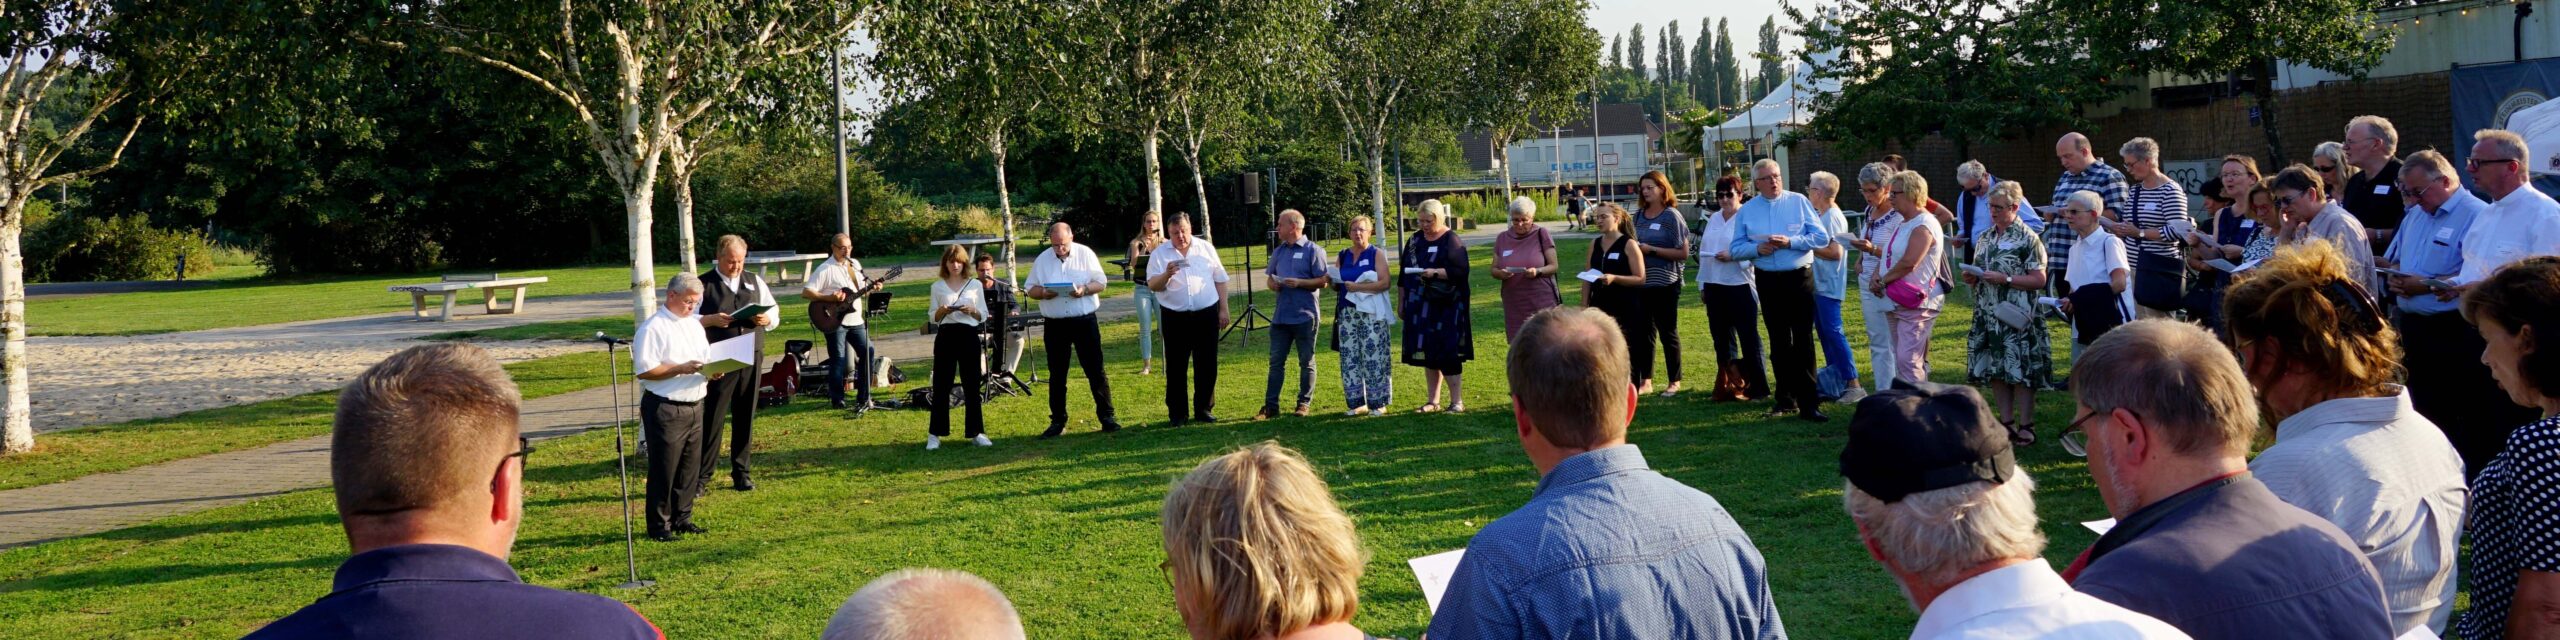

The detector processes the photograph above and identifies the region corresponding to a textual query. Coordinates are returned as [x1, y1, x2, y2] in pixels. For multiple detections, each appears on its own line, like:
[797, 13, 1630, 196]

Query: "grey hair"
[716, 234, 748, 255]
[1753, 158, 1785, 190]
[1807, 171, 1840, 195]
[2401, 150, 2456, 187]
[2477, 129, 2531, 167]
[2070, 320, 2261, 459]
[2348, 115, 2399, 154]
[1279, 209, 1306, 226]
[667, 272, 704, 297]
[1508, 196, 1538, 217]
[1988, 180, 2027, 207]
[823, 569, 1026, 640]
[2313, 141, 2350, 167]
[1845, 471, 2047, 588]
[1419, 199, 1449, 224]
[1955, 160, 1988, 184]
[2066, 190, 2105, 215]
[1858, 162, 1896, 189]
[2119, 137, 2160, 162]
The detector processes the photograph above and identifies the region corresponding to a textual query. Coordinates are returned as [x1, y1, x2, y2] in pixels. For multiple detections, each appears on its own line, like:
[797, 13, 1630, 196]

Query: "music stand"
[1222, 167, 1279, 342]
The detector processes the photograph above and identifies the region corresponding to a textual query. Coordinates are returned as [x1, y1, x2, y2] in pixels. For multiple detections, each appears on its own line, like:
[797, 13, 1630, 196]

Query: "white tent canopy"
[2512, 98, 2560, 176]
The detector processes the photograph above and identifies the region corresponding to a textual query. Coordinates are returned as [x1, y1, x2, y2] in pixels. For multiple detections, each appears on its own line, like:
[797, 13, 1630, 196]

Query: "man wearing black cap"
[2062, 320, 2391, 640]
[1842, 381, 2184, 639]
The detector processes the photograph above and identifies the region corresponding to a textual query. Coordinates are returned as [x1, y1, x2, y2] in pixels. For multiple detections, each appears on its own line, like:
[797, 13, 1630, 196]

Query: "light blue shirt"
[1728, 191, 1833, 272]
[1426, 445, 1789, 640]
[1812, 205, 1850, 300]
[2383, 191, 2484, 316]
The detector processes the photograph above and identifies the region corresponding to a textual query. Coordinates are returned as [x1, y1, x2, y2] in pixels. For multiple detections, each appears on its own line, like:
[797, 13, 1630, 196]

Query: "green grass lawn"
[0, 237, 2166, 638]
[25, 264, 687, 337]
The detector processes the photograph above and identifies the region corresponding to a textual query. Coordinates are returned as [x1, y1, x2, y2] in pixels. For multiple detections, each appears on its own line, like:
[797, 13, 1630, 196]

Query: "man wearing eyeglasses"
[2449, 129, 2560, 297]
[247, 344, 664, 639]
[2384, 151, 2539, 475]
[2057, 320, 2391, 640]
[2340, 116, 2407, 258]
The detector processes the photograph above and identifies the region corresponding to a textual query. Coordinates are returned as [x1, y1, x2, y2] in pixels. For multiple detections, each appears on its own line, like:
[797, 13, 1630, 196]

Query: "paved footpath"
[0, 222, 1583, 549]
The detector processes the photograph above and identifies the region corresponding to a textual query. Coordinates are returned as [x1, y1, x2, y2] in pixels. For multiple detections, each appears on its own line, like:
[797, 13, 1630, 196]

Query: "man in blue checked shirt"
[1729, 159, 1836, 422]
[2382, 150, 2535, 472]
[1428, 307, 1789, 640]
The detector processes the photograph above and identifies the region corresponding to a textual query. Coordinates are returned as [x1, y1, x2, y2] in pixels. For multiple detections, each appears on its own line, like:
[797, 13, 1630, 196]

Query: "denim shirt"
[1265, 236, 1329, 325]
[1427, 445, 1789, 640]
[1728, 191, 1832, 272]
[1812, 205, 1850, 300]
[2382, 191, 2484, 316]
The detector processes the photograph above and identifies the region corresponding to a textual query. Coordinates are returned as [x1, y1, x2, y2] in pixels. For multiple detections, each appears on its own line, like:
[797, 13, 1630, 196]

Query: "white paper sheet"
[1409, 549, 1467, 613]
[1576, 269, 1604, 283]
[2036, 296, 2064, 308]
[699, 332, 759, 377]
[2081, 518, 2116, 535]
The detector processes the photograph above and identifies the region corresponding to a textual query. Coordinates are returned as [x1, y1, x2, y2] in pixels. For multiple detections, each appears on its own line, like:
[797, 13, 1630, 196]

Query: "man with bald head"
[1428, 307, 1788, 639]
[247, 344, 662, 639]
[823, 569, 1025, 640]
[2045, 132, 2129, 386]
[1258, 209, 1331, 420]
[1026, 220, 1121, 437]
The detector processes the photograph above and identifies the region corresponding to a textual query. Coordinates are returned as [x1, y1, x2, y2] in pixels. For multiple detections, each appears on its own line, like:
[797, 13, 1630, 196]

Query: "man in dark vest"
[699, 235, 777, 493]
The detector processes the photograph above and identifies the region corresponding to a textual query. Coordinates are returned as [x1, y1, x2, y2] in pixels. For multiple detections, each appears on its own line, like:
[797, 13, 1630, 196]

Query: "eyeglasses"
[1991, 203, 2019, 211]
[507, 436, 534, 463]
[2312, 164, 2339, 173]
[2470, 157, 2518, 170]
[2273, 194, 2298, 208]
[2057, 408, 2133, 458]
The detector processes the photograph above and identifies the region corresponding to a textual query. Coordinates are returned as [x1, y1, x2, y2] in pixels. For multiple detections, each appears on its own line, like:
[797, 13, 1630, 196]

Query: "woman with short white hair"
[1492, 195, 1560, 338]
[1805, 170, 1863, 402]
[2105, 137, 2190, 320]
[1402, 199, 1474, 413]
[2312, 141, 2356, 203]
[1846, 162, 1905, 391]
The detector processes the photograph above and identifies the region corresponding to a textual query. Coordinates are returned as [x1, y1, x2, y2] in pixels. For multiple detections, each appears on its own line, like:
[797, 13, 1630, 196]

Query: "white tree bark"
[1143, 126, 1164, 218]
[1496, 132, 1515, 197]
[992, 128, 1018, 287]
[1, 212, 28, 454]
[668, 136, 700, 274]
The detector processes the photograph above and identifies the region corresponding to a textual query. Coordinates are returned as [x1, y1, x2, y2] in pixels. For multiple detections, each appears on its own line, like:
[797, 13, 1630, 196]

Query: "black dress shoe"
[1167, 417, 1189, 428]
[831, 399, 848, 410]
[1799, 408, 1832, 422]
[732, 476, 755, 491]
[1099, 420, 1123, 433]
[649, 530, 682, 542]
[1038, 424, 1066, 439]
[1195, 413, 1220, 423]
[676, 522, 709, 534]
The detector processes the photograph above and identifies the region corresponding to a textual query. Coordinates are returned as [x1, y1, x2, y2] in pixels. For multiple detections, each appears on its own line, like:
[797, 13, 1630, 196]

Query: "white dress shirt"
[1028, 243, 1109, 318]
[929, 278, 987, 327]
[1910, 561, 2190, 640]
[715, 269, 783, 328]
[2251, 388, 2468, 635]
[1695, 209, 1755, 287]
[1148, 237, 1231, 312]
[2455, 185, 2560, 285]
[634, 306, 710, 401]
[800, 257, 867, 327]
[2066, 227, 2136, 314]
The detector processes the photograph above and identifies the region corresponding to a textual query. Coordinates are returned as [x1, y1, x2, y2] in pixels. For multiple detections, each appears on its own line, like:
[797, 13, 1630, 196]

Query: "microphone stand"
[597, 332, 654, 590]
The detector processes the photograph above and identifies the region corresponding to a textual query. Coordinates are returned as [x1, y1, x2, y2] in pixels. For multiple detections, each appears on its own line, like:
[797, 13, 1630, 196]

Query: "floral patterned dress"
[1966, 222, 2055, 387]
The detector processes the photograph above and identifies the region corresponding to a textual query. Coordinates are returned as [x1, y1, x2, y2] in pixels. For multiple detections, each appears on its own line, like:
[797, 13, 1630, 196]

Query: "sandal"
[1418, 402, 1442, 413]
[1449, 402, 1467, 414]
[1660, 381, 1683, 398]
[2011, 421, 2038, 447]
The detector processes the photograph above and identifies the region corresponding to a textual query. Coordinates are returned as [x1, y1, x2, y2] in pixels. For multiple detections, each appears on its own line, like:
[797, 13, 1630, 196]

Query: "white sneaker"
[972, 435, 994, 447]
[1839, 387, 1868, 404]
[925, 435, 941, 451]
[1346, 407, 1368, 416]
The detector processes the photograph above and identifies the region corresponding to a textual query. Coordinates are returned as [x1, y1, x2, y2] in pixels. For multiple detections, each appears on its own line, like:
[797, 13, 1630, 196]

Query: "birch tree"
[1465, 0, 1600, 198]
[1316, 0, 1484, 222]
[361, 0, 862, 322]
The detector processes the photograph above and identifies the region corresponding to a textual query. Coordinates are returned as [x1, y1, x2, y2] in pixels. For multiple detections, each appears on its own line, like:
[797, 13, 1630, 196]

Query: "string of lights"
[2366, 0, 2532, 30]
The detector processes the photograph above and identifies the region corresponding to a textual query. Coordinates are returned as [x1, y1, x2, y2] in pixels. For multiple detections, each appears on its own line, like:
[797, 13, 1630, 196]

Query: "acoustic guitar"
[808, 264, 904, 333]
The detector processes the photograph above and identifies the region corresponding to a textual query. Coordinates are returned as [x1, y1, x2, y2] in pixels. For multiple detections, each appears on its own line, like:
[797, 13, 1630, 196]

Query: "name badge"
[1500, 249, 1515, 257]
[1607, 252, 1622, 260]
[1360, 259, 1371, 267]
[1294, 251, 1306, 260]
[1428, 247, 1439, 255]
[1998, 241, 2019, 251]
[2437, 227, 2456, 241]
[2240, 219, 2257, 229]
[1649, 223, 1662, 231]
[2374, 184, 2393, 195]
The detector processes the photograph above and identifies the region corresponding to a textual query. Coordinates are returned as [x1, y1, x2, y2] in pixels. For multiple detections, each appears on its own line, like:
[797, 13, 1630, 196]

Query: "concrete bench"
[743, 251, 828, 285]
[387, 274, 550, 321]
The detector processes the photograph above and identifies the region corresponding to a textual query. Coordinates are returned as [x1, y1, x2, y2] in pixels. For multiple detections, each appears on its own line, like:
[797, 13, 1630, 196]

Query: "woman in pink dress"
[1491, 196, 1560, 338]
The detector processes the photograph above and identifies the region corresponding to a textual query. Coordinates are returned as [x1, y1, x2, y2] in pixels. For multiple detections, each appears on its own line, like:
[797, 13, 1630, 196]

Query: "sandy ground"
[27, 293, 632, 433]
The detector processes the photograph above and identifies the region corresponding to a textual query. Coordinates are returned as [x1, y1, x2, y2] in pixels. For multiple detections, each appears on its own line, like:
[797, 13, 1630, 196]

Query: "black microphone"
[595, 331, 629, 346]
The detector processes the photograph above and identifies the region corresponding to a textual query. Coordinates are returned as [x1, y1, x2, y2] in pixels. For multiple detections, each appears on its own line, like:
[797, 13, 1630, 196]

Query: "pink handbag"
[1882, 221, 1929, 309]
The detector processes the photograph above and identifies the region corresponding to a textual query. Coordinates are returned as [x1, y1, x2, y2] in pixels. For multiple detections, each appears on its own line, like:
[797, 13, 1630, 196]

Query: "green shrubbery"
[26, 212, 219, 282]
[1436, 189, 1564, 226]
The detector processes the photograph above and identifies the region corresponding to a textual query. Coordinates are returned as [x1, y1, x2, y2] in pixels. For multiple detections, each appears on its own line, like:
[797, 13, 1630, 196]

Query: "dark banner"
[2449, 57, 2560, 196]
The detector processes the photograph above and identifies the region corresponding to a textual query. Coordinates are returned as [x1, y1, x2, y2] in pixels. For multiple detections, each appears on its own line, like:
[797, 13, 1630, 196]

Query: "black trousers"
[698, 364, 756, 482]
[642, 392, 704, 533]
[1641, 286, 1685, 383]
[2400, 310, 2537, 477]
[1758, 268, 1821, 412]
[1593, 292, 1649, 385]
[930, 327, 985, 437]
[1162, 307, 1220, 420]
[1044, 313, 1117, 426]
[1702, 282, 1770, 398]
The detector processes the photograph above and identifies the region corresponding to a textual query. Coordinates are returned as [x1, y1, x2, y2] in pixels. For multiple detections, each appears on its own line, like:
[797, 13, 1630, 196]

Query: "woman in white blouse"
[927, 245, 990, 450]
[1867, 170, 1944, 387]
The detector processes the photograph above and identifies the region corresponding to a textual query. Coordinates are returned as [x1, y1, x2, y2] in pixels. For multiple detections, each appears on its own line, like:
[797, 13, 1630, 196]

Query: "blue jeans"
[1264, 321, 1317, 411]
[1813, 295, 1857, 397]
[1133, 288, 1160, 361]
[826, 325, 874, 407]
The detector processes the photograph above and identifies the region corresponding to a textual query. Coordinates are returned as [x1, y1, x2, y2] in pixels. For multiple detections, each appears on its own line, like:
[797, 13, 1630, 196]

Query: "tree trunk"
[674, 160, 698, 275]
[1, 202, 28, 454]
[993, 130, 1019, 287]
[2253, 57, 2287, 167]
[1496, 133, 1515, 198]
[624, 184, 659, 324]
[1144, 126, 1164, 218]
[1190, 156, 1214, 244]
[1366, 135, 1387, 219]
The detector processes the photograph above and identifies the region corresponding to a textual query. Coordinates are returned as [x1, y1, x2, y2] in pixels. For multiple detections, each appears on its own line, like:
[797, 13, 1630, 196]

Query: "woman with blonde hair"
[1129, 211, 1168, 375]
[1401, 199, 1474, 413]
[1334, 215, 1394, 415]
[2227, 241, 2464, 635]
[1162, 442, 1380, 640]
[1868, 170, 1944, 386]
[1963, 180, 2052, 444]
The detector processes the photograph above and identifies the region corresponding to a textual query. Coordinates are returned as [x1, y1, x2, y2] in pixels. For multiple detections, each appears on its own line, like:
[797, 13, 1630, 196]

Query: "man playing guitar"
[802, 233, 898, 413]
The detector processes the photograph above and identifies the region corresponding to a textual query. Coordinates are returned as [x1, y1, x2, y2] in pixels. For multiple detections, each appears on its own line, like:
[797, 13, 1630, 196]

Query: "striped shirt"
[2250, 389, 2467, 635]
[2124, 178, 2189, 260]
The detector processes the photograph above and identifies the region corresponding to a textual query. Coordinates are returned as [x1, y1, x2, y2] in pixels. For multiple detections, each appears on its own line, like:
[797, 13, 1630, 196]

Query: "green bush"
[28, 214, 218, 282]
[1437, 190, 1564, 226]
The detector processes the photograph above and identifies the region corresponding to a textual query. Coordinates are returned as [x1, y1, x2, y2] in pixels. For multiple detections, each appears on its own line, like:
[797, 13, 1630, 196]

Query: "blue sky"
[1590, 0, 1806, 69]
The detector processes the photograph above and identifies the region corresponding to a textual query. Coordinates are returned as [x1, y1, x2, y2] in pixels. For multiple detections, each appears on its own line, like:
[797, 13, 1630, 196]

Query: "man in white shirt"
[1145, 214, 1231, 424]
[698, 235, 778, 493]
[1025, 221, 1121, 437]
[635, 272, 719, 542]
[2057, 191, 2133, 350]
[2450, 129, 2560, 292]
[1842, 381, 2189, 640]
[800, 233, 878, 412]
